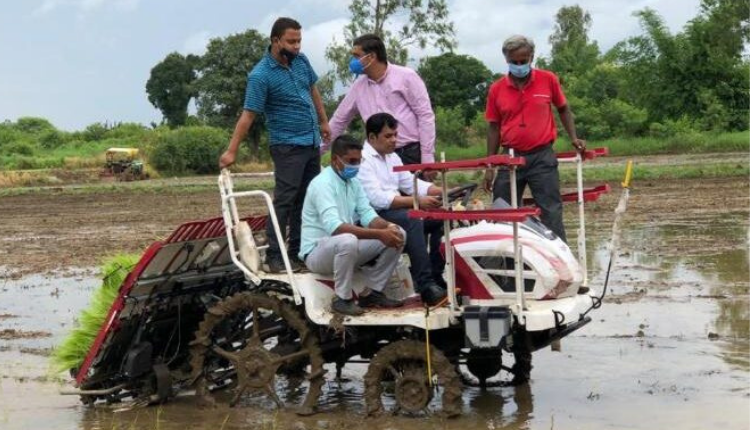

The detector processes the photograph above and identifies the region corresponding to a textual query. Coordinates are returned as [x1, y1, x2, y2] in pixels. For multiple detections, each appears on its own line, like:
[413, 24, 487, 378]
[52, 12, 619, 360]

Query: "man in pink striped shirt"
[324, 34, 437, 179]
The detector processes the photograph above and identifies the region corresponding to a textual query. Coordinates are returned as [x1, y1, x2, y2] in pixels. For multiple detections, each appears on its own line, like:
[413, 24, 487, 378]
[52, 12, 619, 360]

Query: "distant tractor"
[101, 147, 148, 181]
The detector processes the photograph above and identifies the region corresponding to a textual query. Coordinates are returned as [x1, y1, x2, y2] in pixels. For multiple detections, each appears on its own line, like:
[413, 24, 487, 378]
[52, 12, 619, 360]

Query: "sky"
[0, 0, 703, 131]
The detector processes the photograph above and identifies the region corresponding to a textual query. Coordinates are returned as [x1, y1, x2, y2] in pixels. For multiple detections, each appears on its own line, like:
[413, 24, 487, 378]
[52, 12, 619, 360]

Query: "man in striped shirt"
[219, 17, 331, 273]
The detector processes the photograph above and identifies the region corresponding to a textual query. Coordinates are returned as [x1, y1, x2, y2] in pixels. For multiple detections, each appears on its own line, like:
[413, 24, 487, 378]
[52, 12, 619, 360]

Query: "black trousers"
[492, 145, 567, 242]
[377, 208, 445, 290]
[267, 144, 321, 259]
[394, 142, 421, 165]
[395, 142, 431, 181]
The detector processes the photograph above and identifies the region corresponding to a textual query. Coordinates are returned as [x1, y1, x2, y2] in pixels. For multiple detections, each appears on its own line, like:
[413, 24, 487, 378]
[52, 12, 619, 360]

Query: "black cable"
[165, 301, 182, 365]
[581, 257, 613, 318]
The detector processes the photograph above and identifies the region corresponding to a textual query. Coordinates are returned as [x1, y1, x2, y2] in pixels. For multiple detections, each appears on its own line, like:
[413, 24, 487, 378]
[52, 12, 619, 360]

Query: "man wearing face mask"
[483, 35, 586, 243]
[219, 17, 331, 273]
[301, 135, 406, 316]
[324, 34, 437, 180]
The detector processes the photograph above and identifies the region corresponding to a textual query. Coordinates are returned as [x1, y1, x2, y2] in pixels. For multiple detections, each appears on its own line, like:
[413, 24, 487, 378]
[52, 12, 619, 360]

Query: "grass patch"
[50, 253, 140, 374]
[0, 178, 277, 197]
[558, 161, 749, 184]
[0, 139, 120, 170]
[233, 160, 273, 173]
[557, 131, 749, 156]
[436, 131, 749, 160]
[0, 159, 745, 198]
[0, 168, 103, 188]
[0, 171, 47, 187]
[3, 129, 746, 173]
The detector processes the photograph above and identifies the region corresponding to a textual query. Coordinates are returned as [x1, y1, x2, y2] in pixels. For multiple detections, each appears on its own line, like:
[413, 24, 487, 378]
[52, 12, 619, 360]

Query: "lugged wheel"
[510, 348, 532, 385]
[188, 292, 325, 415]
[364, 339, 462, 417]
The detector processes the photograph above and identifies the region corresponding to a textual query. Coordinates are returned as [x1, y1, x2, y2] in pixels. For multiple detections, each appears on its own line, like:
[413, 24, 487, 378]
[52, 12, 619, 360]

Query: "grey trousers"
[304, 230, 405, 300]
[493, 145, 567, 243]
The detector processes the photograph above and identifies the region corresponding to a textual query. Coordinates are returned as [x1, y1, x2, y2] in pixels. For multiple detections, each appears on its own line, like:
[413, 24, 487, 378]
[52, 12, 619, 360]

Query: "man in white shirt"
[358, 113, 447, 306]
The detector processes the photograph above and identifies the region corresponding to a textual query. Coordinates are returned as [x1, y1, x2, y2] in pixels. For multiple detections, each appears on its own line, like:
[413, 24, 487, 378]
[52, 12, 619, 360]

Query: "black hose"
[581, 256, 613, 318]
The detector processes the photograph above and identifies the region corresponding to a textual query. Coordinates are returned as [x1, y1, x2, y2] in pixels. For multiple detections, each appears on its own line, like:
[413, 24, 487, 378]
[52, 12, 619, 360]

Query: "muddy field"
[0, 176, 748, 429]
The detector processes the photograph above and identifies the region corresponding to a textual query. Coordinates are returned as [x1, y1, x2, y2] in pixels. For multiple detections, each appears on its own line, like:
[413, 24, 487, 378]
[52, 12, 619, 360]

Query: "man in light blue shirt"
[301, 135, 405, 316]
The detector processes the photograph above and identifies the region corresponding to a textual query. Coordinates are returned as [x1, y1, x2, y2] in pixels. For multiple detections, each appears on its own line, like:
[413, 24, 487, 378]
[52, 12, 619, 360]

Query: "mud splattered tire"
[188, 292, 325, 415]
[364, 339, 462, 417]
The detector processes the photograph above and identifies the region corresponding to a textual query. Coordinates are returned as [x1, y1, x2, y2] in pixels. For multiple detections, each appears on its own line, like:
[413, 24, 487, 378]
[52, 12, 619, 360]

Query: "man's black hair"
[352, 34, 388, 62]
[271, 17, 301, 40]
[331, 134, 363, 157]
[366, 112, 398, 137]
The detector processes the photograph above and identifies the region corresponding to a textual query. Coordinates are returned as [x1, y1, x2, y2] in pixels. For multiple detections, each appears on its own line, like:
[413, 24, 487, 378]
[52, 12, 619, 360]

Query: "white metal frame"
[508, 149, 526, 322]
[218, 169, 302, 304]
[218, 151, 591, 329]
[559, 154, 588, 287]
[410, 150, 590, 326]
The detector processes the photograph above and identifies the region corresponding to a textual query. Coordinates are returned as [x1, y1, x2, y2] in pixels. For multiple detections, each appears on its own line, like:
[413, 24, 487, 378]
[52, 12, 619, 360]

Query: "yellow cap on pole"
[622, 160, 634, 188]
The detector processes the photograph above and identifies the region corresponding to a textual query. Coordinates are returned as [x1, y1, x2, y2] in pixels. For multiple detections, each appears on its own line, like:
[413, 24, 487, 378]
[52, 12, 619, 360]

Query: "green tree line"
[145, 0, 748, 149]
[0, 0, 746, 175]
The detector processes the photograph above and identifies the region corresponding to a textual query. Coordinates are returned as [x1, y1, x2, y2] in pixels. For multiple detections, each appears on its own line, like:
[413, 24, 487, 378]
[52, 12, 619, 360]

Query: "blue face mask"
[348, 56, 365, 75]
[508, 62, 531, 78]
[338, 163, 359, 180]
[348, 54, 372, 76]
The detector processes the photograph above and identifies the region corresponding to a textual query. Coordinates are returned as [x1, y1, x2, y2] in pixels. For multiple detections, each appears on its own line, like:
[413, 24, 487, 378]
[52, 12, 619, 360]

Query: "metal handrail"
[218, 169, 301, 304]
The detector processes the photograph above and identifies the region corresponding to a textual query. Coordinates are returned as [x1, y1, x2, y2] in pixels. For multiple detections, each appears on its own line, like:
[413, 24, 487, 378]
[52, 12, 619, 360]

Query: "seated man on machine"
[358, 112, 447, 306]
[300, 134, 406, 316]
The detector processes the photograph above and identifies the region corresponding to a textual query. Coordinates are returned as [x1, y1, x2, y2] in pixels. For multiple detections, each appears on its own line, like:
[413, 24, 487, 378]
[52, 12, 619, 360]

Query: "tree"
[146, 53, 199, 128]
[686, 0, 749, 130]
[536, 5, 600, 80]
[417, 53, 493, 124]
[325, 0, 457, 84]
[194, 29, 268, 154]
[608, 2, 749, 130]
[14, 117, 56, 135]
[434, 106, 468, 147]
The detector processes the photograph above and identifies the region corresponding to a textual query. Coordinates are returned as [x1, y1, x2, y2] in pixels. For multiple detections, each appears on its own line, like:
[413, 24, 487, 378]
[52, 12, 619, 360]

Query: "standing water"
[0, 178, 747, 429]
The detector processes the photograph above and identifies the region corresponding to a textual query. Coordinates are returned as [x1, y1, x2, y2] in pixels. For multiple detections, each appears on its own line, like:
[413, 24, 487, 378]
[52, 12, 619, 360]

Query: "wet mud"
[0, 176, 748, 429]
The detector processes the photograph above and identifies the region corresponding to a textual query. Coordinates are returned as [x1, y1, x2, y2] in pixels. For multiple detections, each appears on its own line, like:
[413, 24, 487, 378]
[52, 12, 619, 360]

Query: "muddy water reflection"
[68, 380, 538, 430]
[593, 217, 749, 375]
[1, 185, 749, 430]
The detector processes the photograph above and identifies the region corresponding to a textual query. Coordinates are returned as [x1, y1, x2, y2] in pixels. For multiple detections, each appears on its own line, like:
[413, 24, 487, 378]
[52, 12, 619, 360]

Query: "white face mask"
[508, 62, 531, 78]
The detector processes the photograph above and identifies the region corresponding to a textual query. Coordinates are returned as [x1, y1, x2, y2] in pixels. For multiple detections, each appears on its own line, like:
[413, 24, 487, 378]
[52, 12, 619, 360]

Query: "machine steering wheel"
[445, 182, 479, 207]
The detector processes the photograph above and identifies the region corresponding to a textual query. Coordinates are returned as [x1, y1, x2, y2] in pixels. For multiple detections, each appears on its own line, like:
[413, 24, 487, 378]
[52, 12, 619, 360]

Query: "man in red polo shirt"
[483, 34, 586, 243]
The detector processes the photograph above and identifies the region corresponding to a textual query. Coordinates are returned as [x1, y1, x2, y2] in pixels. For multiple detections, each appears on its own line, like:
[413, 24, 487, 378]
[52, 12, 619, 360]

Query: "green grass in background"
[435, 131, 748, 161]
[559, 162, 749, 183]
[1, 138, 138, 170]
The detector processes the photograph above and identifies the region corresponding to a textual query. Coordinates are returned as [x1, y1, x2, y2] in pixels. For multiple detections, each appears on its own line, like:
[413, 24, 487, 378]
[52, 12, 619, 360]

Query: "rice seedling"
[50, 253, 140, 374]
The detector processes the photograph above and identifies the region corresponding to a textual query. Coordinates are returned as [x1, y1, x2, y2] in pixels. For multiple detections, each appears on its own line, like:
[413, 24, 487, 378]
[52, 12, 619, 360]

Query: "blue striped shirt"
[243, 50, 321, 146]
